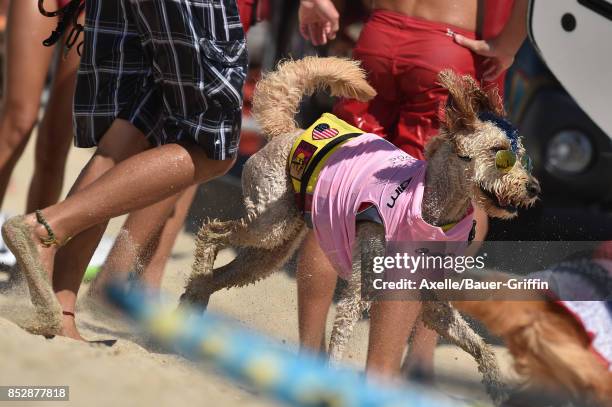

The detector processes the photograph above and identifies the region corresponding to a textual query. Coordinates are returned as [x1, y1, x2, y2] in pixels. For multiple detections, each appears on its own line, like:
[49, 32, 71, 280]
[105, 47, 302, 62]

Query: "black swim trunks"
[74, 0, 248, 160]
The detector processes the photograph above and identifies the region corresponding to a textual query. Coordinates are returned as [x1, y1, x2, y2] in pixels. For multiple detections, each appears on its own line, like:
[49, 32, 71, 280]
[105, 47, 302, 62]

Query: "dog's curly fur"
[181, 57, 610, 405]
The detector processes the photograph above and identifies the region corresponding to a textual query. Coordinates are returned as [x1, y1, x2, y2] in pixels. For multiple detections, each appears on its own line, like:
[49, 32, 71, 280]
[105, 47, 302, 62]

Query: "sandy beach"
[0, 136, 518, 406]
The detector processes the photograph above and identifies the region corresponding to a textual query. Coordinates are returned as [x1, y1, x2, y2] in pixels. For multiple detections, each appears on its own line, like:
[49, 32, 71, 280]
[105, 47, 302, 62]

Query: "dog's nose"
[526, 180, 541, 197]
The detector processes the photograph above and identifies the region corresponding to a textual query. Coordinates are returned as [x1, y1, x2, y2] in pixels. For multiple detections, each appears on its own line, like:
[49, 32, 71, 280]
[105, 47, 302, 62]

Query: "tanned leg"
[53, 120, 151, 339]
[35, 138, 233, 240]
[90, 185, 196, 294]
[402, 318, 438, 382]
[366, 300, 421, 378]
[297, 230, 337, 354]
[140, 185, 197, 287]
[26, 12, 83, 212]
[89, 191, 185, 293]
[0, 0, 55, 207]
[10, 119, 234, 339]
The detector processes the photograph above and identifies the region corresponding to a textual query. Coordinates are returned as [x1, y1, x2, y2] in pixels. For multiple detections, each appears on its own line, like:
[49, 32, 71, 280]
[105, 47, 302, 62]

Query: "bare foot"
[23, 213, 59, 282]
[1, 215, 62, 335]
[60, 313, 85, 341]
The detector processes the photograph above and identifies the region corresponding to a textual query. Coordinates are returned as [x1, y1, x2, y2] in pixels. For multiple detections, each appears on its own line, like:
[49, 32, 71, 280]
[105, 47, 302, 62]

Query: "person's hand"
[299, 0, 340, 46]
[453, 34, 516, 81]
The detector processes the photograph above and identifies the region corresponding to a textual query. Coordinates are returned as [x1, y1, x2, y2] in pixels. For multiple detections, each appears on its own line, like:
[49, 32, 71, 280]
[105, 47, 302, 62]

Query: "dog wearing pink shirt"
[180, 58, 610, 405]
[181, 57, 529, 403]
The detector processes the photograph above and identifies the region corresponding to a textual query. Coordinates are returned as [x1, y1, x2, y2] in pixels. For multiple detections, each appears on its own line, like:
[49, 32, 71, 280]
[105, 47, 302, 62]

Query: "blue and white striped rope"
[106, 282, 474, 407]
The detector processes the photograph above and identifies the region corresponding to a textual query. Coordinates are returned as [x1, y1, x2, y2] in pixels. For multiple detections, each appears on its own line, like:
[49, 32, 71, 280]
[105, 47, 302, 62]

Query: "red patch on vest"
[290, 140, 317, 179]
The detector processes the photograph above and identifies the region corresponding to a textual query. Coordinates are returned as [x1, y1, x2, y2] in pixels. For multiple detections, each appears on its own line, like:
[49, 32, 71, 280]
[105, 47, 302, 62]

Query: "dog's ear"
[438, 70, 505, 133]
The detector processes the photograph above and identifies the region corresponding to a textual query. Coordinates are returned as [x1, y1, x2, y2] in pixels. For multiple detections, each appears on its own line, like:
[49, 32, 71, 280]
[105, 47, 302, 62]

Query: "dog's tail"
[252, 57, 376, 139]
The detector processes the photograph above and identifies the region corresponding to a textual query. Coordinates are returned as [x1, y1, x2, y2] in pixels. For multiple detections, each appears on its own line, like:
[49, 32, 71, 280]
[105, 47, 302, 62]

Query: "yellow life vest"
[288, 113, 364, 212]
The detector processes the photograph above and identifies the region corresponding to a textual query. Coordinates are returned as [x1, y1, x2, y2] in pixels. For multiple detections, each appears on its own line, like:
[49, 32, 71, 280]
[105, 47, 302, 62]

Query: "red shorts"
[333, 10, 505, 159]
[237, 0, 255, 32]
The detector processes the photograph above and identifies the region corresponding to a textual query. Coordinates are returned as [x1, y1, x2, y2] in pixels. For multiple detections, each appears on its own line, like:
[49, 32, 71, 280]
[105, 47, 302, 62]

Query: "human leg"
[53, 136, 230, 318]
[34, 138, 233, 241]
[0, 0, 55, 207]
[89, 185, 196, 294]
[366, 299, 421, 378]
[87, 0, 245, 284]
[27, 18, 83, 212]
[402, 318, 438, 382]
[139, 185, 197, 287]
[1, 119, 149, 336]
[5, 0, 246, 338]
[3, 123, 234, 337]
[340, 12, 477, 377]
[125, 0, 255, 289]
[110, 0, 254, 290]
[52, 120, 151, 339]
[45, 0, 243, 239]
[297, 230, 337, 353]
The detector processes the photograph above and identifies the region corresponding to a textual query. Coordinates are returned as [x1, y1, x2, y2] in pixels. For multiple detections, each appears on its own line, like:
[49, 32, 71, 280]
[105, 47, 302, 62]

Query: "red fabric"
[555, 301, 611, 369]
[58, 0, 73, 8]
[255, 0, 270, 22]
[483, 0, 514, 39]
[333, 9, 509, 159]
[483, 0, 514, 93]
[237, 0, 255, 32]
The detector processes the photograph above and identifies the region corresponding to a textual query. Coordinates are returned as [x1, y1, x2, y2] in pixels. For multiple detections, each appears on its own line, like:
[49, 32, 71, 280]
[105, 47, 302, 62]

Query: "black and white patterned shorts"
[74, 0, 248, 160]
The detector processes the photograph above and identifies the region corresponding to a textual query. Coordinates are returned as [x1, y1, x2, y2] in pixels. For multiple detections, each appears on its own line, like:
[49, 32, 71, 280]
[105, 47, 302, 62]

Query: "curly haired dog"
[178, 57, 608, 405]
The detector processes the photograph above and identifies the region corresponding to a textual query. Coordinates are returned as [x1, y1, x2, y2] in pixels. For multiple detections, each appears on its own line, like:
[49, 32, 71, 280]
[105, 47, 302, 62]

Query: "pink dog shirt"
[311, 133, 474, 279]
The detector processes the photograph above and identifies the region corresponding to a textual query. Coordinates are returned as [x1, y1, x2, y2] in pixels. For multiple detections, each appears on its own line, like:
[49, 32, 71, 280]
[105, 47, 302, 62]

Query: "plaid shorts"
[74, 0, 248, 160]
